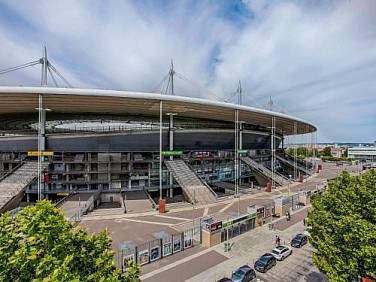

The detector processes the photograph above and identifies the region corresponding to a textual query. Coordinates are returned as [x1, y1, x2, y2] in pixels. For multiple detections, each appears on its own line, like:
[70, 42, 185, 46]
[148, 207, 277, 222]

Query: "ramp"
[165, 160, 216, 205]
[275, 154, 311, 175]
[240, 156, 288, 186]
[0, 161, 48, 213]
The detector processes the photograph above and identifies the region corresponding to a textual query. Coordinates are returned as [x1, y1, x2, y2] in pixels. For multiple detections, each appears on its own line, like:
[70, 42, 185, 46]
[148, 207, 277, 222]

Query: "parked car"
[231, 265, 256, 282]
[254, 253, 277, 273]
[217, 278, 232, 282]
[271, 245, 292, 261]
[291, 233, 308, 248]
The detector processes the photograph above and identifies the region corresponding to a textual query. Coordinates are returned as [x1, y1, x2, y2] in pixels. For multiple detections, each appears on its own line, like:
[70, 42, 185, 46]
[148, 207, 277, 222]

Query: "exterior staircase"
[165, 160, 216, 205]
[240, 156, 289, 186]
[0, 161, 48, 213]
[275, 154, 311, 175]
[85, 207, 125, 217]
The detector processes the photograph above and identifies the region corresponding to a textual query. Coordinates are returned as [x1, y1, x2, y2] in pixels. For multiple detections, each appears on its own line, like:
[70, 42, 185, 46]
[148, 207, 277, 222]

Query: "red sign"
[210, 221, 222, 232]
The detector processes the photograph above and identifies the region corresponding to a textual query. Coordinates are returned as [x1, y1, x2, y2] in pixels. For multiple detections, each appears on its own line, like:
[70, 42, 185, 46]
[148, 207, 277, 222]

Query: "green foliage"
[321, 146, 332, 157]
[321, 156, 349, 162]
[308, 170, 376, 281]
[0, 200, 140, 282]
[287, 147, 318, 159]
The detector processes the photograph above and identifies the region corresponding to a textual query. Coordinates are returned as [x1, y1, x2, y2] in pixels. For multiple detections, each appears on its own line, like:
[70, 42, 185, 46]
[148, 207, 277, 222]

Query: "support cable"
[152, 73, 169, 93]
[174, 72, 222, 101]
[48, 62, 73, 88]
[47, 66, 59, 87]
[0, 60, 40, 75]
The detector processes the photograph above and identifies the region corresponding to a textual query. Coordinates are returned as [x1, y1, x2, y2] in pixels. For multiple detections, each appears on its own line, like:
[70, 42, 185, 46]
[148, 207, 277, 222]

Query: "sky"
[0, 0, 375, 143]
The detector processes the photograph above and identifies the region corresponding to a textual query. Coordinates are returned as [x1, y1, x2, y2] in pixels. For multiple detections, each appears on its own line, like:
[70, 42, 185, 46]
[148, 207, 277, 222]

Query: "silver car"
[271, 245, 292, 261]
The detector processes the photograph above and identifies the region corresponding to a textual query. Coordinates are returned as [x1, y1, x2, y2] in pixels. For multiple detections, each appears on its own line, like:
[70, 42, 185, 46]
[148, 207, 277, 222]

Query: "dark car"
[254, 253, 277, 273]
[216, 278, 232, 282]
[231, 265, 256, 282]
[291, 233, 308, 248]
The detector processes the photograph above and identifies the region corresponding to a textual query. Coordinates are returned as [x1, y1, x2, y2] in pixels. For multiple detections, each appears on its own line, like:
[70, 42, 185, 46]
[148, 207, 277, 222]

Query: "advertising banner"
[137, 249, 149, 265]
[173, 238, 182, 253]
[184, 231, 193, 248]
[150, 246, 161, 262]
[163, 242, 172, 257]
[122, 254, 135, 271]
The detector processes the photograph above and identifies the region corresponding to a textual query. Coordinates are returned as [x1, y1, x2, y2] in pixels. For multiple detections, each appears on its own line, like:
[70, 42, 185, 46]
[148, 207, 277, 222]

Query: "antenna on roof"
[268, 96, 274, 111]
[41, 45, 48, 86]
[237, 80, 242, 105]
[0, 46, 72, 88]
[169, 59, 175, 95]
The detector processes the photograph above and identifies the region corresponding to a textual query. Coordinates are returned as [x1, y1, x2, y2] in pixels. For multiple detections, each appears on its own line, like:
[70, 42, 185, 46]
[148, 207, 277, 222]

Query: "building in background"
[348, 142, 376, 162]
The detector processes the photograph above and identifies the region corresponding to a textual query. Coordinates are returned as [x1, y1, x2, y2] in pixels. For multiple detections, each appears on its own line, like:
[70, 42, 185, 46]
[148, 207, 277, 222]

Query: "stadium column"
[239, 121, 244, 187]
[167, 113, 177, 198]
[37, 94, 47, 200]
[234, 109, 240, 215]
[271, 116, 276, 189]
[293, 122, 298, 180]
[159, 100, 163, 201]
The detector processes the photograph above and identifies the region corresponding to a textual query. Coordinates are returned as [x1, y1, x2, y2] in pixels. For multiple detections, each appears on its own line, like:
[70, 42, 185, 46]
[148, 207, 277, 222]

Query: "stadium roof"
[0, 86, 316, 135]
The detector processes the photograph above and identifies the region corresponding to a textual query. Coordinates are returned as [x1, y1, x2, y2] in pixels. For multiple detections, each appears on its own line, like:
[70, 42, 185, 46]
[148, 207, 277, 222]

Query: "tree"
[308, 170, 376, 281]
[0, 200, 140, 282]
[321, 146, 332, 157]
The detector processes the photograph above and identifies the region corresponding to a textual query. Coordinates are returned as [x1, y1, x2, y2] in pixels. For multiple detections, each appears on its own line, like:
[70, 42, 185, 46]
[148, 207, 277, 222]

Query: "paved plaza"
[78, 162, 360, 280]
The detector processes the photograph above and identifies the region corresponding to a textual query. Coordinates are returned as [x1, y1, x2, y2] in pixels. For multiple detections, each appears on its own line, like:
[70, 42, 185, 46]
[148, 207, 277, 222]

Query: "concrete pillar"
[239, 122, 243, 150]
[167, 113, 176, 198]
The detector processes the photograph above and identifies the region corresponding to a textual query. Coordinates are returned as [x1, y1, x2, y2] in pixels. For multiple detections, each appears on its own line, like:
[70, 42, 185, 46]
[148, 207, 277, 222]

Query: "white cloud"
[0, 0, 375, 142]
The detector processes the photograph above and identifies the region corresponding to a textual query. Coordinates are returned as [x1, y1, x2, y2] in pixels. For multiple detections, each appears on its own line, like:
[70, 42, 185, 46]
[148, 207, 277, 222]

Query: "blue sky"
[0, 0, 375, 143]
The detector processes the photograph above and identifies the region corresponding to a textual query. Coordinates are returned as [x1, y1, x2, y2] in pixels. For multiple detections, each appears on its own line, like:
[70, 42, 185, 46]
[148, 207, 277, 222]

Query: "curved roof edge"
[0, 86, 317, 135]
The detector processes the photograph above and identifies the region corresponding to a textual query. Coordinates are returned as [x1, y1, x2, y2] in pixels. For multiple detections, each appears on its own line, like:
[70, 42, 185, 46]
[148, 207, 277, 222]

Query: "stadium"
[0, 85, 316, 213]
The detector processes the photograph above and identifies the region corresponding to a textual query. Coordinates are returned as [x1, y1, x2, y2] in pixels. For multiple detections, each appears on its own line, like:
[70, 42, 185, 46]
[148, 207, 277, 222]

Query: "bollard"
[158, 199, 166, 213]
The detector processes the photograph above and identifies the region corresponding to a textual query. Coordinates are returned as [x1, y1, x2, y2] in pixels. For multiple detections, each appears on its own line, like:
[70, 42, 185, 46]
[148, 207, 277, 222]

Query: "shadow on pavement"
[305, 271, 329, 282]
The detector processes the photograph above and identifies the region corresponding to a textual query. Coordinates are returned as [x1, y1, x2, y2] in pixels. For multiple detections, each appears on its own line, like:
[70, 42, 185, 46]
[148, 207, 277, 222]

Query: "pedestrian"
[275, 235, 279, 246]
[277, 236, 281, 246]
[303, 218, 306, 226]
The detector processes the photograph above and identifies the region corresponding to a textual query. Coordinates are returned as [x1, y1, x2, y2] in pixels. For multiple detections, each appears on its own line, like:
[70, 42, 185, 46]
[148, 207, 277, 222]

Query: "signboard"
[209, 221, 223, 232]
[57, 192, 69, 196]
[223, 213, 255, 228]
[27, 151, 54, 157]
[161, 151, 183, 157]
[238, 149, 248, 154]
